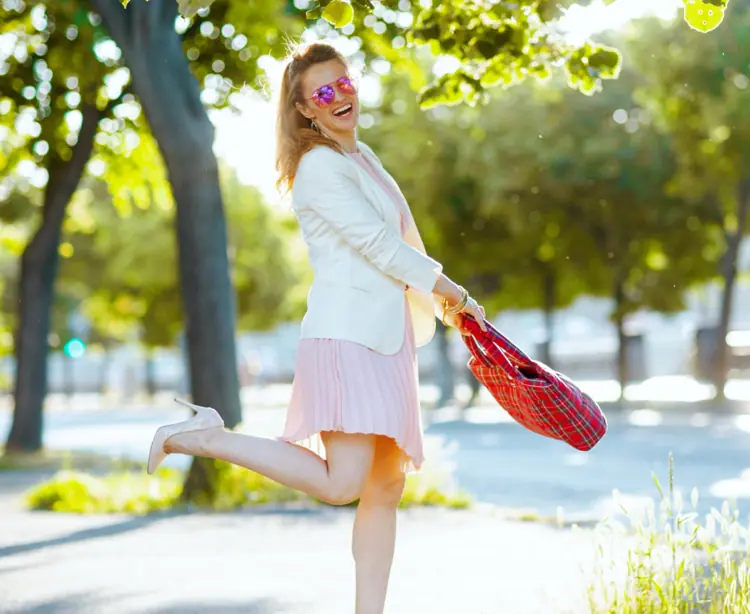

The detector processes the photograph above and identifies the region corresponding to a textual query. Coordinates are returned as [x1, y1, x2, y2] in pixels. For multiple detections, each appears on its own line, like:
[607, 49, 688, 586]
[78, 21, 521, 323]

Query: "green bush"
[24, 436, 472, 514]
[26, 468, 183, 514]
[587, 454, 750, 613]
[400, 472, 471, 509]
[209, 460, 306, 510]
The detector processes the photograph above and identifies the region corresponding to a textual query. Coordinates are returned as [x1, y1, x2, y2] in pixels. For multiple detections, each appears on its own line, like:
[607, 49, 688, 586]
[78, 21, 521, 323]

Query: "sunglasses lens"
[313, 85, 335, 107]
[337, 77, 356, 94]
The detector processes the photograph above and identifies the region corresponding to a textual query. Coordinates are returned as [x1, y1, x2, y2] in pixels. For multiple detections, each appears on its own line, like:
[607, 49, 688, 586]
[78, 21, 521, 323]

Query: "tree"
[0, 1, 136, 449]
[362, 74, 600, 403]
[1, 0, 300, 453]
[511, 73, 720, 396]
[55, 168, 302, 395]
[626, 7, 750, 397]
[365, 58, 720, 398]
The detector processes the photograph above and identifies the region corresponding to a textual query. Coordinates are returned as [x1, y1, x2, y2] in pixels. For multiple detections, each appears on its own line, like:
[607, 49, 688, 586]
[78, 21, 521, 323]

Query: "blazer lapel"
[343, 150, 401, 231]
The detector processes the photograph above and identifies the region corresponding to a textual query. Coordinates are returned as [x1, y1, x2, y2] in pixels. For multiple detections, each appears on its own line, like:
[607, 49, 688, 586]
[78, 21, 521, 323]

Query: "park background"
[2, 0, 750, 612]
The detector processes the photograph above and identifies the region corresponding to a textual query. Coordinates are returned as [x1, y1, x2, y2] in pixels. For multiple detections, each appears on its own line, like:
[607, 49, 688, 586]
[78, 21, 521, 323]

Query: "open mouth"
[332, 103, 353, 118]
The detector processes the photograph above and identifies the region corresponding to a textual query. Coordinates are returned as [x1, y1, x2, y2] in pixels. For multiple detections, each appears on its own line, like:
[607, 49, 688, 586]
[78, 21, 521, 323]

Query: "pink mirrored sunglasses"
[306, 76, 357, 108]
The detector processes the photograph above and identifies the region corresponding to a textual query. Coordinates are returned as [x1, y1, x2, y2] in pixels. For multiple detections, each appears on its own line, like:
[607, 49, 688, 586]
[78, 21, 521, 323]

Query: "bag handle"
[462, 315, 535, 370]
[463, 321, 524, 381]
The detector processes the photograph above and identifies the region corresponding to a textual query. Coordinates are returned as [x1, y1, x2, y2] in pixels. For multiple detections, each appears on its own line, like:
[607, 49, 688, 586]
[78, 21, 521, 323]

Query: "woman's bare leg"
[352, 436, 407, 614]
[165, 426, 376, 505]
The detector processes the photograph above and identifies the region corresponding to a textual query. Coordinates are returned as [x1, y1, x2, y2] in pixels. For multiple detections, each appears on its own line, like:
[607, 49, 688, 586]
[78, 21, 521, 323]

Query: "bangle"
[444, 286, 469, 315]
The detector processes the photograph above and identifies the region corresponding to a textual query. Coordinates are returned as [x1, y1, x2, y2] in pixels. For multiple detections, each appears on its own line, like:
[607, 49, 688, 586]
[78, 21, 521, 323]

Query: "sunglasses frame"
[305, 76, 358, 108]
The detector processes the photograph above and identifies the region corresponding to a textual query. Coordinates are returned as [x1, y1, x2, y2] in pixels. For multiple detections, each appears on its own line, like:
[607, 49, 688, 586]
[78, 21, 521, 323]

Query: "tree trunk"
[145, 347, 157, 398]
[435, 323, 455, 408]
[91, 0, 242, 500]
[613, 280, 628, 403]
[5, 104, 102, 452]
[713, 180, 750, 401]
[540, 267, 555, 367]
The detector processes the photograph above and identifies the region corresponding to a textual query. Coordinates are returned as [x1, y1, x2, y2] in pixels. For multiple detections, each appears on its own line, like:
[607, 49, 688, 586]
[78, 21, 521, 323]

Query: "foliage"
[167, 0, 730, 111]
[0, 0, 300, 216]
[365, 66, 720, 324]
[23, 435, 472, 513]
[625, 7, 750, 393]
[26, 467, 183, 514]
[49, 167, 302, 349]
[628, 6, 750, 219]
[24, 462, 472, 513]
[588, 454, 750, 613]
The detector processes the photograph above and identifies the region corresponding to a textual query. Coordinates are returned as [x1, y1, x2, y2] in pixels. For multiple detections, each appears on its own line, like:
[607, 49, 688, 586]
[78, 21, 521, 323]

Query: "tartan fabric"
[462, 317, 607, 451]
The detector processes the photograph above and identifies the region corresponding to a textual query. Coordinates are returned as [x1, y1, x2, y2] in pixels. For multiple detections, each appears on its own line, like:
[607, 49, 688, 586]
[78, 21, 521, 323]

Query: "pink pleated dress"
[279, 152, 424, 473]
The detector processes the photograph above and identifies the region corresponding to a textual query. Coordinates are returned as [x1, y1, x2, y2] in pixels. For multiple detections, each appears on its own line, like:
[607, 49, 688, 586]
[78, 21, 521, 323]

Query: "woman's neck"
[322, 129, 358, 154]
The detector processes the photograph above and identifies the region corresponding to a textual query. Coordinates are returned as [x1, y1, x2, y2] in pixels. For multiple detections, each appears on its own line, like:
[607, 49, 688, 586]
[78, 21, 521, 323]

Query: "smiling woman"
[147, 39, 487, 614]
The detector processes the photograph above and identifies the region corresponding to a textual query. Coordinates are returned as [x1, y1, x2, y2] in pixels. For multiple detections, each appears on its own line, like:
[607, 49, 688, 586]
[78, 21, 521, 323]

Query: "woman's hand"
[442, 298, 486, 335]
[432, 274, 487, 333]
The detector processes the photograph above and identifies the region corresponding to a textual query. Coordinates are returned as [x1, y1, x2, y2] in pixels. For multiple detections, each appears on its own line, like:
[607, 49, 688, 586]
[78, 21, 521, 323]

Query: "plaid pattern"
[462, 317, 607, 452]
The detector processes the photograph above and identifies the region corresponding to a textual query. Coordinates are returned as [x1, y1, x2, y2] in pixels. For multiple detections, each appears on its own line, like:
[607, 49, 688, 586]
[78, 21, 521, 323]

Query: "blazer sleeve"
[293, 147, 443, 296]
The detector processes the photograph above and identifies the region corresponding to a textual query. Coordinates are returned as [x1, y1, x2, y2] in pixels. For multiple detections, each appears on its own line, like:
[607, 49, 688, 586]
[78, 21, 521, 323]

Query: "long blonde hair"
[275, 43, 348, 193]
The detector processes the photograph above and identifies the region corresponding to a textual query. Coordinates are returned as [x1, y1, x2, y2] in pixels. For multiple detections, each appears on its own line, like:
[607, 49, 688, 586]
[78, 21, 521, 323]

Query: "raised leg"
[163, 412, 376, 505]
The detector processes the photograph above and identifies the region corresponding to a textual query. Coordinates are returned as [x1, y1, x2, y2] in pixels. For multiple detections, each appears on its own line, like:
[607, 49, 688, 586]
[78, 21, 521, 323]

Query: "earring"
[310, 120, 319, 132]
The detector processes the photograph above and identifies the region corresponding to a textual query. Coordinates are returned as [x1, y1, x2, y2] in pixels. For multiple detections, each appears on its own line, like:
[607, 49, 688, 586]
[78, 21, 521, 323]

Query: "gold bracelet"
[445, 287, 469, 314]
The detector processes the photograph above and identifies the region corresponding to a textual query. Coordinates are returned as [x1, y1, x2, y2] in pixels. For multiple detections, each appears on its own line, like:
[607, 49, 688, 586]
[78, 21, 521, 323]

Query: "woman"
[147, 42, 486, 614]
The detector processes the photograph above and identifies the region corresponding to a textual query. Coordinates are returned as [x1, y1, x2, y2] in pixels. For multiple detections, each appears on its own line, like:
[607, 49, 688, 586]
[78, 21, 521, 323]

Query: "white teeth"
[333, 104, 352, 116]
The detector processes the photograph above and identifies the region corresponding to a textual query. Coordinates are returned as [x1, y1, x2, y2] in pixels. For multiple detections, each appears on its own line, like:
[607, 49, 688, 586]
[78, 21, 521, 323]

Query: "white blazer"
[291, 141, 443, 355]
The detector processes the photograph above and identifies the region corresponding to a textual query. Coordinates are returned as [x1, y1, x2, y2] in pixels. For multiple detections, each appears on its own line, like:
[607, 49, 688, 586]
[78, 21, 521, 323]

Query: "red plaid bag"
[461, 316, 607, 451]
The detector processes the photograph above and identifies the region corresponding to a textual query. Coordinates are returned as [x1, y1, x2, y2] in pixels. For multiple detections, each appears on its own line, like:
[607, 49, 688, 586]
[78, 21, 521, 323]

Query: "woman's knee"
[360, 470, 406, 509]
[319, 432, 377, 505]
[323, 480, 365, 506]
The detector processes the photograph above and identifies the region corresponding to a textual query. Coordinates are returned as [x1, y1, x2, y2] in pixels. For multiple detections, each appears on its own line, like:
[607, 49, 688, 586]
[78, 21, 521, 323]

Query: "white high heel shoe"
[147, 398, 225, 475]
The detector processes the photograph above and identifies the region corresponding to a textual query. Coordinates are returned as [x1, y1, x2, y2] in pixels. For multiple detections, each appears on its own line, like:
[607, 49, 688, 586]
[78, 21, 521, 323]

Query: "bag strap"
[463, 315, 535, 370]
[463, 321, 524, 380]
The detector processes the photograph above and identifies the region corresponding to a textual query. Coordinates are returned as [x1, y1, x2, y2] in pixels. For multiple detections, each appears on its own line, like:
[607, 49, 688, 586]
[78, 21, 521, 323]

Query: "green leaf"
[322, 0, 354, 28]
[588, 46, 622, 79]
[306, 6, 322, 20]
[417, 73, 479, 109]
[683, 0, 728, 32]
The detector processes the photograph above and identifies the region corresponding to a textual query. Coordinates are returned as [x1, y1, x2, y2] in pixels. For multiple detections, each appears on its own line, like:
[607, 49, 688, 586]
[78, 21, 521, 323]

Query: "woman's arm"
[294, 148, 443, 295]
[432, 274, 464, 307]
[432, 273, 487, 332]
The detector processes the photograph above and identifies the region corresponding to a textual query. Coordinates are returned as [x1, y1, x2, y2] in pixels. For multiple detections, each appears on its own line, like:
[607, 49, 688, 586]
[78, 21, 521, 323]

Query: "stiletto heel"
[146, 398, 225, 474]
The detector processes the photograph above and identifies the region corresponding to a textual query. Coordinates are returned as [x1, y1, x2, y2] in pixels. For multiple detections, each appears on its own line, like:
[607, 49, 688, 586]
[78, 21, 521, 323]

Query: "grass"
[22, 437, 471, 514]
[587, 453, 750, 613]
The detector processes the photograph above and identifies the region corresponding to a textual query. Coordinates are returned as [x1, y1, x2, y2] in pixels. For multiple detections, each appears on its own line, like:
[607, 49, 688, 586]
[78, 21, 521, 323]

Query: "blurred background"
[0, 0, 750, 511]
[2, 0, 750, 538]
[2, 0, 750, 611]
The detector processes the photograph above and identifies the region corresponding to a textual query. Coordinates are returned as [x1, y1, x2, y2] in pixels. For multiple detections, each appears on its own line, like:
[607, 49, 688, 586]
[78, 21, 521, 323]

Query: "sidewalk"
[0, 488, 611, 614]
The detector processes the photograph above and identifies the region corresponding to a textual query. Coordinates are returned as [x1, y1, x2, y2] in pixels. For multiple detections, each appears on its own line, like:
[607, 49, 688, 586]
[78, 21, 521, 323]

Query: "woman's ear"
[295, 102, 313, 120]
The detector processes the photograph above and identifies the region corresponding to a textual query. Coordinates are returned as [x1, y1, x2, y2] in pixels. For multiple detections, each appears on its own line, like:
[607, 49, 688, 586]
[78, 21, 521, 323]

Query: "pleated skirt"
[279, 300, 424, 473]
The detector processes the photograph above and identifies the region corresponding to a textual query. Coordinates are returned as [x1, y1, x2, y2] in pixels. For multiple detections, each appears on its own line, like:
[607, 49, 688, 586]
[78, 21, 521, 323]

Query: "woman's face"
[297, 60, 359, 138]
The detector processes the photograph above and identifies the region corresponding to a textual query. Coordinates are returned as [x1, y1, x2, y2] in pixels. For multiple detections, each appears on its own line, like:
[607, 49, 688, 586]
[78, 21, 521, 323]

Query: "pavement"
[2, 383, 750, 612]
[0, 482, 622, 614]
[2, 396, 750, 521]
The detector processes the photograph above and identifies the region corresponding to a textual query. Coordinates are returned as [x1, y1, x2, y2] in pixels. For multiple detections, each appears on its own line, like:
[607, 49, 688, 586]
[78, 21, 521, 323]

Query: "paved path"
[2, 402, 750, 521]
[0, 498, 616, 614]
